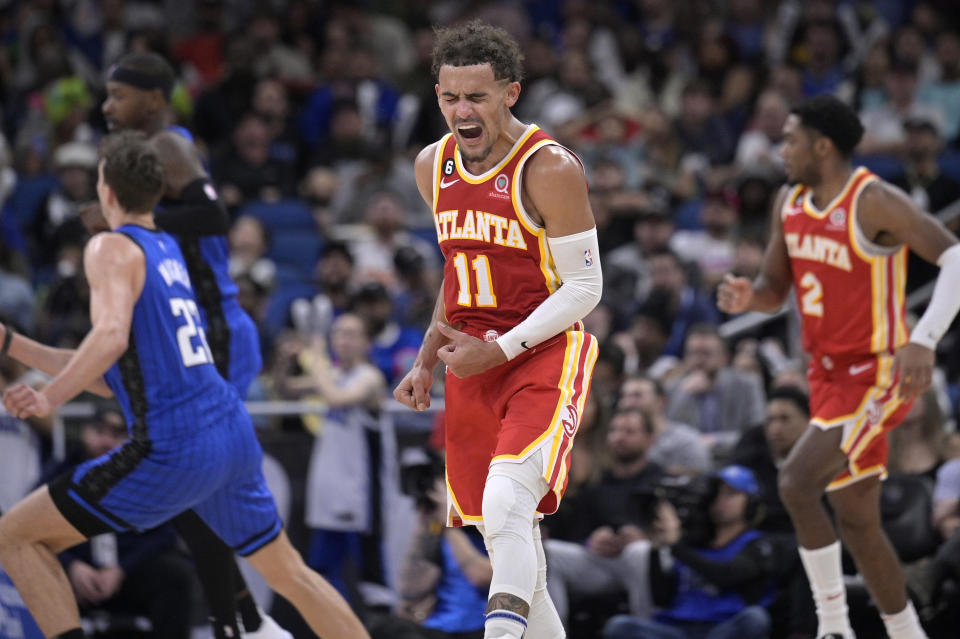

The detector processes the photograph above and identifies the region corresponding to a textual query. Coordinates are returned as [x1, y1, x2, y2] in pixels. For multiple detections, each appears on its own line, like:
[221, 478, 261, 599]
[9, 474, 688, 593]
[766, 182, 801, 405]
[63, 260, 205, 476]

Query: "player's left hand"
[2, 383, 53, 419]
[435, 323, 507, 377]
[894, 342, 935, 400]
[94, 566, 125, 600]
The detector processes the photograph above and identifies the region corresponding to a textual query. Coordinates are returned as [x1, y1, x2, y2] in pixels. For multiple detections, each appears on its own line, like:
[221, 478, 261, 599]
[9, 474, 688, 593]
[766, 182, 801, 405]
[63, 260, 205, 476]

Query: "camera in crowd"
[399, 446, 445, 512]
[632, 474, 716, 547]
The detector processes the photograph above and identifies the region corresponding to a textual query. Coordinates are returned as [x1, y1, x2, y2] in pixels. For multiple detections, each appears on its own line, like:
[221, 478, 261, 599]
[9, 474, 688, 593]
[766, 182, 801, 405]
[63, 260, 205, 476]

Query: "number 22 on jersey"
[171, 298, 214, 366]
[453, 252, 497, 307]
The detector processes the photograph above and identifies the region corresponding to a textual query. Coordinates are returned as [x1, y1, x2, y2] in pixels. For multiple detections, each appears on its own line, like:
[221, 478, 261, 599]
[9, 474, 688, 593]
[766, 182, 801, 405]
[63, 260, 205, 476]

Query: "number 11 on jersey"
[453, 252, 497, 308]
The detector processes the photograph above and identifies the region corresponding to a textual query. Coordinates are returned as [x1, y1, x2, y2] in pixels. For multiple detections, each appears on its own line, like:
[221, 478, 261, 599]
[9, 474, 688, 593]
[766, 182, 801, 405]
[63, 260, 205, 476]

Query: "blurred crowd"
[3, 0, 960, 637]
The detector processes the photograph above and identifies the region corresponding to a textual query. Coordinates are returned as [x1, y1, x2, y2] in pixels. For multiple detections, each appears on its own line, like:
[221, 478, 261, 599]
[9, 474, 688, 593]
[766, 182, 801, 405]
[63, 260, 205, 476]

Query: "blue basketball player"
[85, 51, 276, 639]
[0, 133, 370, 639]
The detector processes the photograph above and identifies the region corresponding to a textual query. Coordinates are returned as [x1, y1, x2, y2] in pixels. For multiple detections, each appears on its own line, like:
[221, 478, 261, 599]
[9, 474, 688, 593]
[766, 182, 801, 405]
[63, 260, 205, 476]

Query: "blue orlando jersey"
[104, 225, 238, 439]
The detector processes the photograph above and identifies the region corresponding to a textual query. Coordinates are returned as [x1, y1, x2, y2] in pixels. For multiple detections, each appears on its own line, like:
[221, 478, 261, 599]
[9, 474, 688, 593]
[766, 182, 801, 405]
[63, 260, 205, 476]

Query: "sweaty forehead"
[437, 63, 499, 93]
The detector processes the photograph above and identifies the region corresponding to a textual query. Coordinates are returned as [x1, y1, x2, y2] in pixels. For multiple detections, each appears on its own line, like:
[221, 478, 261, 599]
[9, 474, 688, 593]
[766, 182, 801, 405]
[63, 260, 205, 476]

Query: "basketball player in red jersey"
[393, 21, 602, 639]
[720, 95, 960, 639]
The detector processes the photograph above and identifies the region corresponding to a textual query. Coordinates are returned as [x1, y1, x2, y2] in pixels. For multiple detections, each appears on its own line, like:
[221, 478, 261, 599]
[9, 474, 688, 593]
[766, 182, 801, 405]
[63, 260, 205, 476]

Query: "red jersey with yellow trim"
[432, 125, 583, 337]
[782, 167, 909, 358]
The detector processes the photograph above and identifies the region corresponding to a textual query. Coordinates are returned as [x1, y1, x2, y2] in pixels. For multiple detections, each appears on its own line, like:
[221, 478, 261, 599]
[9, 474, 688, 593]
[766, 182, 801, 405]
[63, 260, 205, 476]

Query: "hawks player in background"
[393, 21, 602, 639]
[719, 95, 960, 639]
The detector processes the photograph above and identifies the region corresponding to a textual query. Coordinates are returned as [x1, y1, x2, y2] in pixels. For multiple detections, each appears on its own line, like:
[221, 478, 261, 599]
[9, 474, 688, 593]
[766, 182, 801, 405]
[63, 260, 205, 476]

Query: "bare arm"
[4, 234, 143, 418]
[443, 527, 492, 587]
[523, 145, 596, 236]
[857, 181, 957, 263]
[150, 131, 207, 198]
[313, 362, 385, 408]
[1, 326, 111, 397]
[42, 234, 143, 408]
[718, 186, 793, 314]
[933, 497, 960, 540]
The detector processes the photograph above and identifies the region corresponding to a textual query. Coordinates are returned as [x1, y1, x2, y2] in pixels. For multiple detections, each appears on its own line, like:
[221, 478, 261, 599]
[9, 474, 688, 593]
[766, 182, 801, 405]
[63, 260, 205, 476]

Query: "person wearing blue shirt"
[603, 466, 775, 639]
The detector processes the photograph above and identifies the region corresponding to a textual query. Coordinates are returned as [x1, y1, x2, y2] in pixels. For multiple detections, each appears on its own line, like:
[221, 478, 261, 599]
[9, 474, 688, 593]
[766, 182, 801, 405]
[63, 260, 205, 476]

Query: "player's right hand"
[394, 365, 433, 411]
[717, 273, 754, 314]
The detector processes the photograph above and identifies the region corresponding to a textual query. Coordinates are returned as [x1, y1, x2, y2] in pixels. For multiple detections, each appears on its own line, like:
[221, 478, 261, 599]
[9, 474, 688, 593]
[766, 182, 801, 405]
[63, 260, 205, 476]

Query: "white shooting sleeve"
[910, 243, 960, 350]
[495, 227, 602, 360]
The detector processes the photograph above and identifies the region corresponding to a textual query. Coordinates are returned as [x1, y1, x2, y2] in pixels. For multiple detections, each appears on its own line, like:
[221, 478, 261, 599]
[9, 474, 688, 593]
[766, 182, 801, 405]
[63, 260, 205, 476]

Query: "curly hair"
[431, 20, 524, 83]
[99, 131, 165, 214]
[791, 95, 864, 158]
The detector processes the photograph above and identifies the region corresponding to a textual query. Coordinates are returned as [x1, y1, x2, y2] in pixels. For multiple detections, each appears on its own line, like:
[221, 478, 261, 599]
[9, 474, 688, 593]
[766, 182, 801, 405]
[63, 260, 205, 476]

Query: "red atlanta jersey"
[431, 125, 585, 338]
[781, 167, 909, 358]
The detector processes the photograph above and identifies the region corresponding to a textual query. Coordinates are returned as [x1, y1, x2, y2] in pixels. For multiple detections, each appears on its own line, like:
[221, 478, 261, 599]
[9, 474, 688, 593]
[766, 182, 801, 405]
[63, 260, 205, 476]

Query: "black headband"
[108, 65, 173, 101]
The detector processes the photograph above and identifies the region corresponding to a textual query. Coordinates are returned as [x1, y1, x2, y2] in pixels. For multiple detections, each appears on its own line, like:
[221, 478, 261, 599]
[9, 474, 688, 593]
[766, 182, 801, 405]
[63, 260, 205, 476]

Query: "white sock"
[485, 610, 527, 639]
[881, 601, 927, 639]
[798, 541, 854, 638]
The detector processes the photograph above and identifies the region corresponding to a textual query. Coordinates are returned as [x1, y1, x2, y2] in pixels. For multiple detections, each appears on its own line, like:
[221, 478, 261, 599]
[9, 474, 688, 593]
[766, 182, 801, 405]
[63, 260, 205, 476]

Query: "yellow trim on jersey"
[826, 465, 886, 491]
[432, 133, 453, 242]
[511, 138, 565, 295]
[801, 167, 868, 219]
[445, 473, 483, 524]
[453, 125, 541, 185]
[543, 332, 600, 488]
[491, 331, 583, 464]
[892, 248, 908, 347]
[873, 258, 890, 352]
[846, 174, 879, 263]
[780, 185, 805, 221]
[840, 356, 894, 452]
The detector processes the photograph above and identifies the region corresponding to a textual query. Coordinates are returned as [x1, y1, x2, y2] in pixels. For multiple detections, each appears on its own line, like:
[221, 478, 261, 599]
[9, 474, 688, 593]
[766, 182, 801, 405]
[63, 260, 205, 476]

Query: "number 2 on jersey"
[170, 298, 214, 366]
[453, 252, 497, 307]
[800, 271, 823, 317]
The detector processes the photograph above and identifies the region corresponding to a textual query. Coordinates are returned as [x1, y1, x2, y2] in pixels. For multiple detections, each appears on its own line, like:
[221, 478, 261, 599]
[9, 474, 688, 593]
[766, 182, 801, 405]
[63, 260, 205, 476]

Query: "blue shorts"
[49, 404, 281, 556]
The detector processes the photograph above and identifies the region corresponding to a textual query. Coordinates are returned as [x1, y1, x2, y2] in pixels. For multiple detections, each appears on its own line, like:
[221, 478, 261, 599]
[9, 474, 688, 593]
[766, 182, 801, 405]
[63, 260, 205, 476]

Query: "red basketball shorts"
[443, 329, 597, 526]
[808, 352, 912, 491]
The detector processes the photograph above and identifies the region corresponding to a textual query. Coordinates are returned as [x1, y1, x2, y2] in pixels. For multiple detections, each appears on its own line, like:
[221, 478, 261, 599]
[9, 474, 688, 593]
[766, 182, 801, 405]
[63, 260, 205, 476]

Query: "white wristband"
[910, 243, 960, 350]
[496, 228, 602, 360]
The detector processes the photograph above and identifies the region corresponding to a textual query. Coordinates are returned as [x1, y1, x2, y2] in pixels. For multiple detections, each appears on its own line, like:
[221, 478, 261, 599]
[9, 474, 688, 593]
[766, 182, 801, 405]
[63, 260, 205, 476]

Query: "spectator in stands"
[368, 477, 490, 639]
[228, 214, 275, 286]
[666, 325, 766, 452]
[275, 313, 395, 607]
[602, 466, 774, 639]
[618, 375, 712, 475]
[734, 89, 789, 179]
[670, 189, 739, 292]
[36, 240, 90, 346]
[887, 389, 949, 482]
[674, 81, 736, 169]
[796, 20, 847, 98]
[350, 281, 423, 387]
[0, 242, 36, 335]
[859, 60, 946, 157]
[289, 241, 355, 338]
[212, 112, 297, 208]
[392, 245, 439, 332]
[246, 11, 313, 85]
[604, 204, 675, 319]
[891, 119, 960, 282]
[251, 77, 301, 171]
[545, 408, 666, 626]
[733, 385, 810, 535]
[919, 30, 960, 144]
[646, 249, 720, 358]
[349, 190, 438, 291]
[30, 141, 96, 271]
[41, 403, 196, 639]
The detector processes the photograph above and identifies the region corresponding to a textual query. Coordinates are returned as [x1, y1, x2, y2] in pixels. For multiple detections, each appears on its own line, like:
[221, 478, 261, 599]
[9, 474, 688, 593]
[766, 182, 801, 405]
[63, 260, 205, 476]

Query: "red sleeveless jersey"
[782, 167, 909, 359]
[432, 125, 583, 338]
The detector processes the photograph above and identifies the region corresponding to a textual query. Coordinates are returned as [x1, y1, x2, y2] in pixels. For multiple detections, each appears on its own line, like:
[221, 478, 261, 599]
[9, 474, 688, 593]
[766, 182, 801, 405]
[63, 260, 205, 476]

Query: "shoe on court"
[244, 615, 293, 639]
